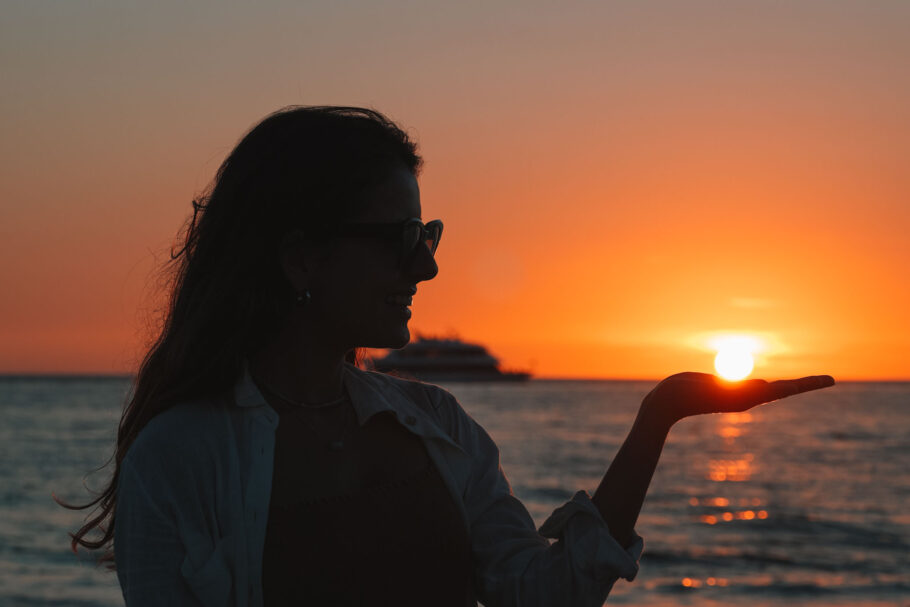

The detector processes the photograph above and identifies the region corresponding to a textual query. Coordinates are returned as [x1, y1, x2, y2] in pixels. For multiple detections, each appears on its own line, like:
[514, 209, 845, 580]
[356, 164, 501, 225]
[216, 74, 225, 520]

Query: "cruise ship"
[370, 336, 531, 382]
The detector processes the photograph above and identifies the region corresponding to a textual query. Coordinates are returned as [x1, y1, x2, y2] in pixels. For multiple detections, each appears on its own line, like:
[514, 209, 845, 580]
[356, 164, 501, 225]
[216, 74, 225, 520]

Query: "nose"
[403, 241, 438, 283]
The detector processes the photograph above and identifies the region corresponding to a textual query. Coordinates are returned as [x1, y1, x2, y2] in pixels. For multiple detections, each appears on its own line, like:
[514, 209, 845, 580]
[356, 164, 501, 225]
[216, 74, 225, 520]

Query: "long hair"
[57, 106, 422, 566]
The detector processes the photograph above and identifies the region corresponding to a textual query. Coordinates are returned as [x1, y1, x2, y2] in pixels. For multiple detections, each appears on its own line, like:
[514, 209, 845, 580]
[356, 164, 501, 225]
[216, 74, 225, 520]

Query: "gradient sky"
[2, 1, 908, 379]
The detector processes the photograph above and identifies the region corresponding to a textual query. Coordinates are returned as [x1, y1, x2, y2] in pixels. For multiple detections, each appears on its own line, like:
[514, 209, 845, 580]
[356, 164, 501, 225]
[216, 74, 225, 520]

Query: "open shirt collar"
[233, 360, 463, 452]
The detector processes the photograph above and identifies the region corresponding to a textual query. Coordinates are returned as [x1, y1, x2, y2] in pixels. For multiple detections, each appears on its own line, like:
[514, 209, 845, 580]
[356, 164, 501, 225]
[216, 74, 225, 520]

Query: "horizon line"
[0, 373, 907, 383]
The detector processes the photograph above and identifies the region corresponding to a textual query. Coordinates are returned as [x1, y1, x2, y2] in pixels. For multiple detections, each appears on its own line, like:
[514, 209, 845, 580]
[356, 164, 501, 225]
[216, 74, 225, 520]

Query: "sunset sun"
[712, 336, 757, 381]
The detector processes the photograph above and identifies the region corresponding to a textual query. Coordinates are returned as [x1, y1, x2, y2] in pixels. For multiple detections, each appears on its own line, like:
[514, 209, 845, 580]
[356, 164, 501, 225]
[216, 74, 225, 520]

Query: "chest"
[269, 407, 430, 505]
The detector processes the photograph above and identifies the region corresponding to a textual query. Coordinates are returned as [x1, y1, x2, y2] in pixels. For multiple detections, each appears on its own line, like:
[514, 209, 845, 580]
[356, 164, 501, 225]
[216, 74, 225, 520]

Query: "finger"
[767, 375, 835, 400]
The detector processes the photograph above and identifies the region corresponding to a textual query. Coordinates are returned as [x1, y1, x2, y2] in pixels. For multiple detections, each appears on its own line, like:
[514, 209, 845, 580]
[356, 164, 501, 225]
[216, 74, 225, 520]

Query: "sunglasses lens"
[399, 220, 442, 264]
[425, 223, 441, 255]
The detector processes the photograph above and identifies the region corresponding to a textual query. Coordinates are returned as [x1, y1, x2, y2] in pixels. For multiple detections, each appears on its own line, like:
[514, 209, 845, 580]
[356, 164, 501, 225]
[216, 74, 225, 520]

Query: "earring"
[296, 289, 311, 306]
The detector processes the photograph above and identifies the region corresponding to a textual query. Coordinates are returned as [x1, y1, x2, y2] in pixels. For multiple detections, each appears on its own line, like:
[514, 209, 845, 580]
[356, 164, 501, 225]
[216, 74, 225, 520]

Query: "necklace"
[252, 376, 352, 451]
[298, 402, 352, 451]
[252, 376, 347, 408]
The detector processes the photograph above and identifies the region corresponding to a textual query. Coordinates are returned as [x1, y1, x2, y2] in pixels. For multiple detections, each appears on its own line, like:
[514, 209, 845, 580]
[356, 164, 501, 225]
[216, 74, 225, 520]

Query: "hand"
[641, 372, 835, 427]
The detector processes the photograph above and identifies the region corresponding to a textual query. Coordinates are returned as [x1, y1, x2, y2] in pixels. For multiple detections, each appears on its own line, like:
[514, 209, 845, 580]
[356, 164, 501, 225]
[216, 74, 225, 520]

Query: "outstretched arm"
[591, 373, 835, 548]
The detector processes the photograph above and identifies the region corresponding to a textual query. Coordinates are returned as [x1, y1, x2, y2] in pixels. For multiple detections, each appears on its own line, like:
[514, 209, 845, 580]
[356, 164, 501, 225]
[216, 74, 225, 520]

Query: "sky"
[1, 1, 908, 380]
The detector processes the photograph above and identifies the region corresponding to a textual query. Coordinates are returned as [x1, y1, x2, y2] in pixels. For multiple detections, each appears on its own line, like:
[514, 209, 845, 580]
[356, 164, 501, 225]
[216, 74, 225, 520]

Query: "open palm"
[642, 372, 835, 425]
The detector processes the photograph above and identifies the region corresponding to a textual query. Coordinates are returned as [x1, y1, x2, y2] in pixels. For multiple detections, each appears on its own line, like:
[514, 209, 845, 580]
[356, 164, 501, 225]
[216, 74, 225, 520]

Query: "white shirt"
[114, 362, 642, 606]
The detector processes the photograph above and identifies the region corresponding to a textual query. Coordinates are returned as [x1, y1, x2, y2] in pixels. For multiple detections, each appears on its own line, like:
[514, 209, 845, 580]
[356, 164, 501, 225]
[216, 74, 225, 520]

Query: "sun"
[713, 337, 756, 381]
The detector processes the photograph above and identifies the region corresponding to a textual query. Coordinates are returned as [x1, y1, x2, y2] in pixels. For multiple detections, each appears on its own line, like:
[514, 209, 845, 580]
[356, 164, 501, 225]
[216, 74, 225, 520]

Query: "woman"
[64, 106, 834, 606]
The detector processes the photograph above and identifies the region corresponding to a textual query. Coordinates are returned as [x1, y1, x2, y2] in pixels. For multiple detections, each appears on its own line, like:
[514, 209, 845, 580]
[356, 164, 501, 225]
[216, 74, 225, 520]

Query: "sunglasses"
[330, 218, 443, 264]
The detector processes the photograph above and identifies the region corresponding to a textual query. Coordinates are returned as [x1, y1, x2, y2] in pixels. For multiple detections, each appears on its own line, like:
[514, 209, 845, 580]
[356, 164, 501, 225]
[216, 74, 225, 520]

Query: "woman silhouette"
[64, 106, 834, 606]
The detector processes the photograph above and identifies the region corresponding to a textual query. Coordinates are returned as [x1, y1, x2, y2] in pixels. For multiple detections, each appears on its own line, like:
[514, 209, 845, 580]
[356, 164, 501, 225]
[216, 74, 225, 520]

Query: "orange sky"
[2, 2, 908, 379]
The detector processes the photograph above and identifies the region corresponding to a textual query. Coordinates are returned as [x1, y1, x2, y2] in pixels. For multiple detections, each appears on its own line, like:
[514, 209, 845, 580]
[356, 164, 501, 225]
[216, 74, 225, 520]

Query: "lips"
[385, 294, 413, 306]
[385, 286, 417, 307]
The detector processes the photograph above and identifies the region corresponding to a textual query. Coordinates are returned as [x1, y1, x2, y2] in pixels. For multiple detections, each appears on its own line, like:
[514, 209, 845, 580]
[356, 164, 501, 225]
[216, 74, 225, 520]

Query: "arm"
[116, 450, 235, 607]
[115, 459, 203, 606]
[433, 389, 642, 607]
[591, 372, 835, 548]
[591, 403, 671, 549]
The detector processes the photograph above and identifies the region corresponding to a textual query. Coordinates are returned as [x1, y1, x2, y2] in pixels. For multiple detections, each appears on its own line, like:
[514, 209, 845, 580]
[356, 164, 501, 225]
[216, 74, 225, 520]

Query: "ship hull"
[374, 369, 531, 383]
[370, 336, 532, 383]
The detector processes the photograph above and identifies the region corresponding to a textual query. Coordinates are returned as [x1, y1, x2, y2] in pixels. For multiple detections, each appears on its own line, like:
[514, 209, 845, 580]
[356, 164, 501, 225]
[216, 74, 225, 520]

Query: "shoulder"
[353, 367, 488, 444]
[117, 396, 244, 531]
[356, 367, 459, 414]
[124, 396, 234, 472]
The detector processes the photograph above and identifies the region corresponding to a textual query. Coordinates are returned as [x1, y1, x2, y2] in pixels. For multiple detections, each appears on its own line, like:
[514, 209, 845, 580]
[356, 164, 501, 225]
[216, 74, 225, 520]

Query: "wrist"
[636, 398, 677, 435]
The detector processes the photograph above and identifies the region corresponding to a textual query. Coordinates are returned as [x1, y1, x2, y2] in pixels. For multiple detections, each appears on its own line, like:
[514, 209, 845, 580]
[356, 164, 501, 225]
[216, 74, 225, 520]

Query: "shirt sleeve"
[115, 450, 237, 607]
[431, 388, 642, 607]
[115, 457, 207, 606]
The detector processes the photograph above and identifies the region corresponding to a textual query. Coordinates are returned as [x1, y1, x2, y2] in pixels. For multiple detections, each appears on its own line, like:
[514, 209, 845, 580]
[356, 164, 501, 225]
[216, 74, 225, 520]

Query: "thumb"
[767, 375, 835, 401]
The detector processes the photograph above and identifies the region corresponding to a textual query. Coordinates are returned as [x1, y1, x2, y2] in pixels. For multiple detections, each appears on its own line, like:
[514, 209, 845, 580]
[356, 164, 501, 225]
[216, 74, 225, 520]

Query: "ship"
[370, 336, 531, 382]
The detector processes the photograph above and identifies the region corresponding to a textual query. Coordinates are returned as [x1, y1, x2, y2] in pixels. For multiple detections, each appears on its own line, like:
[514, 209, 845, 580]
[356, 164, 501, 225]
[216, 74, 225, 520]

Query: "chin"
[364, 325, 411, 350]
[387, 326, 411, 349]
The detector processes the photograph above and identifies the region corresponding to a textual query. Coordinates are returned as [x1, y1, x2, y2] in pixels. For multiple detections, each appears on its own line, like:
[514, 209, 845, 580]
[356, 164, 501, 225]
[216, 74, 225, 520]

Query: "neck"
[247, 318, 348, 405]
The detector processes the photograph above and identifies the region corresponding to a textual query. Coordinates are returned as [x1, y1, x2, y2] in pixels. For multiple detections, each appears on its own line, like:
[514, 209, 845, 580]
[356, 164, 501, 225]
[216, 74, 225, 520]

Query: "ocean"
[1, 377, 908, 606]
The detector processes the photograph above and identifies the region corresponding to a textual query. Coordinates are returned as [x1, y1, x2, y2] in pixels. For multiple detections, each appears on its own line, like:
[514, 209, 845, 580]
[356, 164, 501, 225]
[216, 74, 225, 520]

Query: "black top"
[261, 392, 474, 606]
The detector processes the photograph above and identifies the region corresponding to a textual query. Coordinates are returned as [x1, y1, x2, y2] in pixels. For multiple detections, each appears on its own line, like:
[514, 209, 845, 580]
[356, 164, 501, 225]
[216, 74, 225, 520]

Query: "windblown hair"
[57, 106, 422, 566]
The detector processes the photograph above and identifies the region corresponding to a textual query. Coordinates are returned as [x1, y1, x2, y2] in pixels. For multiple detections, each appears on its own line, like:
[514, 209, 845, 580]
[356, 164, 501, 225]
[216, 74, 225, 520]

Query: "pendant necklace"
[308, 403, 351, 452]
[253, 376, 352, 451]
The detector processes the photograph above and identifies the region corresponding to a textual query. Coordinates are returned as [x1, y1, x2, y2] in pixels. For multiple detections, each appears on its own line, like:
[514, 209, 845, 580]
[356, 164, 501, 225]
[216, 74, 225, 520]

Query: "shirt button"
[405, 415, 416, 426]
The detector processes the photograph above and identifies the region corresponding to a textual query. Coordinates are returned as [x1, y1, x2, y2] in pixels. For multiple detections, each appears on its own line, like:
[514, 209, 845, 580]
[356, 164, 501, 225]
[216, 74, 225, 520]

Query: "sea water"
[1, 377, 908, 606]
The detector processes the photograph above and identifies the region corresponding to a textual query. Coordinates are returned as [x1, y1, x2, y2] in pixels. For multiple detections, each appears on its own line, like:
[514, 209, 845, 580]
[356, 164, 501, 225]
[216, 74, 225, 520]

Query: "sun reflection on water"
[716, 411, 753, 442]
[699, 509, 769, 525]
[693, 405, 772, 529]
[708, 454, 755, 482]
[681, 576, 730, 588]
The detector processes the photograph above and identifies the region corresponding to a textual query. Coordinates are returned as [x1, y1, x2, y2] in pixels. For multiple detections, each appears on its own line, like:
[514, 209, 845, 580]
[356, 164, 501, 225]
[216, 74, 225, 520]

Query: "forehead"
[349, 167, 421, 223]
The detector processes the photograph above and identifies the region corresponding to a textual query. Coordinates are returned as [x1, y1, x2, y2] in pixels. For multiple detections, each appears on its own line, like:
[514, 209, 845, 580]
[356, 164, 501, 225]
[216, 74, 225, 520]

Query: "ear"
[279, 230, 314, 293]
